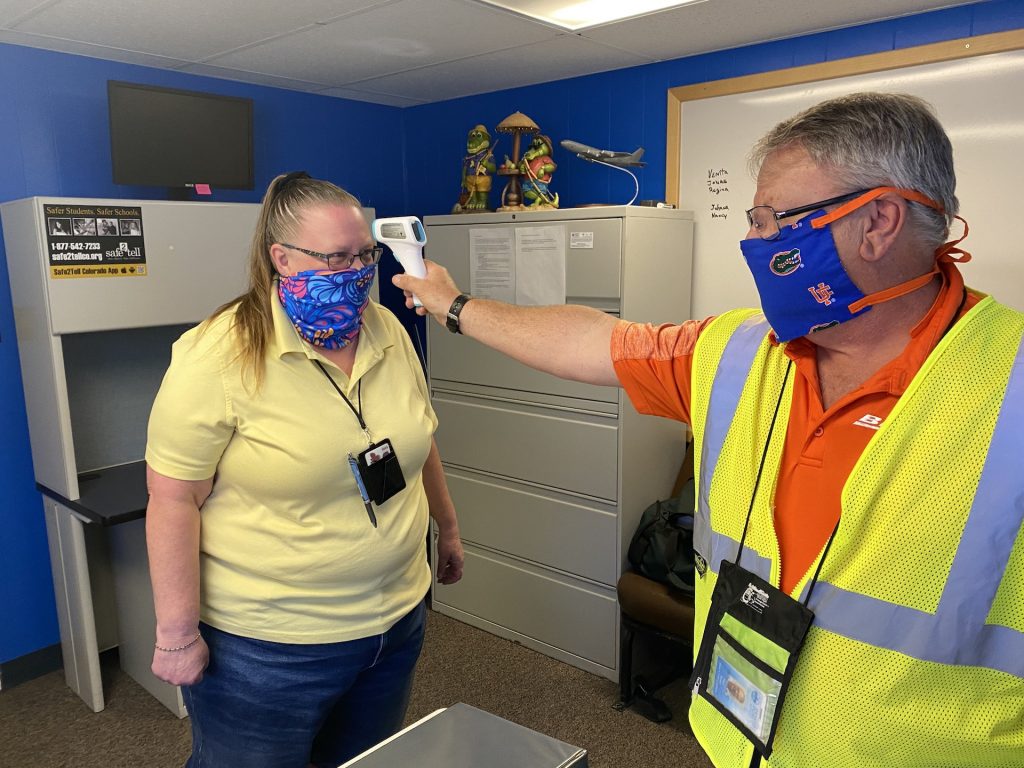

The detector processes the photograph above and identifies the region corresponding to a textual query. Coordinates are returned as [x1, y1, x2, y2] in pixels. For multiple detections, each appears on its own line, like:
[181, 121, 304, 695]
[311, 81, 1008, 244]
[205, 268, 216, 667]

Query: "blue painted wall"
[3, 0, 1023, 664]
[0, 44, 406, 664]
[402, 0, 1024, 217]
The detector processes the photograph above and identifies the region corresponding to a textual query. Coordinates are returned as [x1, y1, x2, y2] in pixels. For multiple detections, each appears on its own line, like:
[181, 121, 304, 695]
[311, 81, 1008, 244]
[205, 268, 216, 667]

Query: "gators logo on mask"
[809, 320, 840, 334]
[769, 248, 802, 276]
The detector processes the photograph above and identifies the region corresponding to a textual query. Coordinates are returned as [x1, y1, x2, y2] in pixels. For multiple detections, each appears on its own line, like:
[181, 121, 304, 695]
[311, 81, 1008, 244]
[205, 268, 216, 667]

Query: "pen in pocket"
[348, 453, 377, 528]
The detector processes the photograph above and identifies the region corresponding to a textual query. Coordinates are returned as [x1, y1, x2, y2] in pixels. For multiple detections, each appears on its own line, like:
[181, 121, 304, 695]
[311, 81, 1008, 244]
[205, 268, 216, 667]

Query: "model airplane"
[560, 140, 646, 168]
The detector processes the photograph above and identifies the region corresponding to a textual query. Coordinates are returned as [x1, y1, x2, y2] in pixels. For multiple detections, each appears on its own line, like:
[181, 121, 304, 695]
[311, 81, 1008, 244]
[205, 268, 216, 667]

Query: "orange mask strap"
[848, 267, 938, 314]
[936, 215, 972, 264]
[847, 214, 973, 314]
[811, 186, 944, 229]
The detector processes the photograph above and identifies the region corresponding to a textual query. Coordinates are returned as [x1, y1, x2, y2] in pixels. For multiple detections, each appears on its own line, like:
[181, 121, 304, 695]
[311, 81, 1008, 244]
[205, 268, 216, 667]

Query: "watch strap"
[446, 294, 472, 334]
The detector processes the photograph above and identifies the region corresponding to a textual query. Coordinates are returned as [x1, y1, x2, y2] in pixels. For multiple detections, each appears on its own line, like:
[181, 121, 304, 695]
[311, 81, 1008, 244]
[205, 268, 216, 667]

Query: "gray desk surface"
[340, 703, 588, 767]
[37, 460, 147, 526]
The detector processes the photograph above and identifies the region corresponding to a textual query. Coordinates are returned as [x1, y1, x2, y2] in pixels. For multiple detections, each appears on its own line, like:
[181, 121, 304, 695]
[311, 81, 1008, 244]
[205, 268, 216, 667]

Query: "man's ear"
[860, 194, 907, 263]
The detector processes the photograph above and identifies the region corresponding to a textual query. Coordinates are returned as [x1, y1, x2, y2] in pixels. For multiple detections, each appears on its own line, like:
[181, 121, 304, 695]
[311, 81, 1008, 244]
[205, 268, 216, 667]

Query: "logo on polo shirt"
[854, 413, 883, 430]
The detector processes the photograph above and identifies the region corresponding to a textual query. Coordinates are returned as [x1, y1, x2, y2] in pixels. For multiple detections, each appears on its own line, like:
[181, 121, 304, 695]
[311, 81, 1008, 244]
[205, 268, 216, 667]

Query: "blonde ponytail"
[202, 172, 362, 389]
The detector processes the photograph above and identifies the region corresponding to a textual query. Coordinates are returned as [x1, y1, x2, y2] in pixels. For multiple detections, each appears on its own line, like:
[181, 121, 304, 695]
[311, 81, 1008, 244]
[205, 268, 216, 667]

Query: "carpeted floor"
[0, 610, 713, 768]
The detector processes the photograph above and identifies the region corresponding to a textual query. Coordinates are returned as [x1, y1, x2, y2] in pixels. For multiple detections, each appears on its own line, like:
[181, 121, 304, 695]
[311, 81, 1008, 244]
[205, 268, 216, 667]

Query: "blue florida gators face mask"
[739, 186, 961, 343]
[278, 264, 377, 349]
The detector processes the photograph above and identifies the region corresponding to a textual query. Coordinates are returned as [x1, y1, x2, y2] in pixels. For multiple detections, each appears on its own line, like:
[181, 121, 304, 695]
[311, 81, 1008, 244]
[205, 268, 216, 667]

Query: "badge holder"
[689, 560, 816, 757]
[686, 361, 836, 757]
[313, 361, 407, 527]
[357, 439, 406, 505]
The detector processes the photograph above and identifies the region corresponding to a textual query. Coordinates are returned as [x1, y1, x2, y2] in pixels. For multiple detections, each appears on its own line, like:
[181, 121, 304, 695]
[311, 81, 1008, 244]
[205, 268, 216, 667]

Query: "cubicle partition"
[0, 197, 260, 715]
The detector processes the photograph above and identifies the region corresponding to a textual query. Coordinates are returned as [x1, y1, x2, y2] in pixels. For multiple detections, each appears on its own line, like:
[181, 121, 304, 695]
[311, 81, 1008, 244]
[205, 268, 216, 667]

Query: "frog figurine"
[519, 134, 559, 209]
[453, 124, 496, 213]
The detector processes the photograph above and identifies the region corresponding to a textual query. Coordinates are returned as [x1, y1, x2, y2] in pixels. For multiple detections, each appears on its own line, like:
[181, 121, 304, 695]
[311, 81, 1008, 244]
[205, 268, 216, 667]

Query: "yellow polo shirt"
[146, 290, 436, 643]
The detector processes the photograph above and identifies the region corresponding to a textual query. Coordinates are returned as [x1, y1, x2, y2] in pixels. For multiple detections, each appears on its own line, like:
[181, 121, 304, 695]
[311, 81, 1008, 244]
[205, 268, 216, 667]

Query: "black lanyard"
[733, 360, 839, 606]
[314, 360, 372, 445]
[735, 287, 969, 604]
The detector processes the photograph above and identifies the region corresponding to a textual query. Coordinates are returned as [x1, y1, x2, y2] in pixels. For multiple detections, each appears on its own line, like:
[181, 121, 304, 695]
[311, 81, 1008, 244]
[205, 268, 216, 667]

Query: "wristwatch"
[446, 294, 473, 334]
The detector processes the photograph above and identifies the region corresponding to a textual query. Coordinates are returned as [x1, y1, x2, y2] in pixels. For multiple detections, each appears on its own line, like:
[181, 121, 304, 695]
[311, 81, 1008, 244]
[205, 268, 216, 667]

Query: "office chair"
[614, 440, 696, 724]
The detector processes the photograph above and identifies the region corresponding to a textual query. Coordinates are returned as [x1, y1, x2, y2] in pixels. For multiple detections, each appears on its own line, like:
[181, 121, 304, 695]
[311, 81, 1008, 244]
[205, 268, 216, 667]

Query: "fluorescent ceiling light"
[477, 0, 705, 31]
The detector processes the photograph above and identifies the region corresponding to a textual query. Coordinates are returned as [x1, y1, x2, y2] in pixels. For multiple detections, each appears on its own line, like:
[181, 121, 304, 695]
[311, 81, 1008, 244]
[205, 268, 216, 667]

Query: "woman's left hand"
[435, 528, 465, 585]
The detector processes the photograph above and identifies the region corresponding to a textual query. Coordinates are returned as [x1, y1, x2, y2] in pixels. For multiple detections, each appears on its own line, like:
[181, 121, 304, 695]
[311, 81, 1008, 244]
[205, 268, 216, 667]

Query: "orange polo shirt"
[612, 262, 979, 594]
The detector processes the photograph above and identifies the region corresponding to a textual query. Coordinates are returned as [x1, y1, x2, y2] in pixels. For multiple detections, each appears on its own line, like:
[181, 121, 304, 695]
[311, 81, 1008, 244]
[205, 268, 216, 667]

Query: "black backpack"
[626, 478, 696, 595]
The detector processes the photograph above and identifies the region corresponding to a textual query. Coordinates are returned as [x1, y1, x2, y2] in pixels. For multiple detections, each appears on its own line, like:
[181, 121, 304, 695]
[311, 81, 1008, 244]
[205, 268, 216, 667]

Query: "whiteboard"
[676, 45, 1024, 318]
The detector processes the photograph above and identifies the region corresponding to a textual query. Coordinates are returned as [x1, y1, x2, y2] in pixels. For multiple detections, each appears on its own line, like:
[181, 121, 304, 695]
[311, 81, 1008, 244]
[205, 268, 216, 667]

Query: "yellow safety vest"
[687, 297, 1024, 768]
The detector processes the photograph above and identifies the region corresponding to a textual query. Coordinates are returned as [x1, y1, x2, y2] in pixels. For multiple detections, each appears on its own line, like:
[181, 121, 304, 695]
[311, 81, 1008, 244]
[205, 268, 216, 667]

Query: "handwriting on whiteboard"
[707, 168, 729, 194]
[708, 168, 730, 220]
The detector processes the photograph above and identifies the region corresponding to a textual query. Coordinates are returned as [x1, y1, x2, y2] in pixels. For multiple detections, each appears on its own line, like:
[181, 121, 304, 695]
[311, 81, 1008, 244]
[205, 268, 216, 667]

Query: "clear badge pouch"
[689, 560, 814, 757]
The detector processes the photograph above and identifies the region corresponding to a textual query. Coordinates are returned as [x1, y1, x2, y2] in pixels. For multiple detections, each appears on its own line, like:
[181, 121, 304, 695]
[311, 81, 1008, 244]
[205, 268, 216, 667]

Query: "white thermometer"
[372, 216, 427, 306]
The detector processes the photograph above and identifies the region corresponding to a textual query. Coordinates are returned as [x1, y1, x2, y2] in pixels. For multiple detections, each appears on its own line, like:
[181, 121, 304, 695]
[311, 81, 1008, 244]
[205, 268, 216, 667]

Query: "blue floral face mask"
[277, 264, 377, 349]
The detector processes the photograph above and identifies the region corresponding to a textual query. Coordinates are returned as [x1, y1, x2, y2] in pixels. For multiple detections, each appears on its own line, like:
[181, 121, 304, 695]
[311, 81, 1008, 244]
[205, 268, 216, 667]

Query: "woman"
[145, 172, 463, 768]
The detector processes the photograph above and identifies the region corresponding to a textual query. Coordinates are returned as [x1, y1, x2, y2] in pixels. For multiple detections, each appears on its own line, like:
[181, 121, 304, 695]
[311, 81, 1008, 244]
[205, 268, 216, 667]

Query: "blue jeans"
[183, 599, 426, 768]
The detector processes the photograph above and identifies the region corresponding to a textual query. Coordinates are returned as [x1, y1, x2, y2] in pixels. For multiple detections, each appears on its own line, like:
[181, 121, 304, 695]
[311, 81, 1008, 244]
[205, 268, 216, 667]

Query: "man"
[395, 93, 1024, 767]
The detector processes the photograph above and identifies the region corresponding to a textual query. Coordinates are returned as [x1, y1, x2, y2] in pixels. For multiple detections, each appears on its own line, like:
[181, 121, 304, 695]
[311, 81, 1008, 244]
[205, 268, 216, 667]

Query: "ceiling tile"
[204, 0, 559, 85]
[349, 33, 653, 102]
[0, 0, 985, 108]
[176, 63, 329, 93]
[0, 0, 49, 27]
[315, 85, 427, 107]
[11, 0, 394, 61]
[581, 0, 978, 60]
[0, 27, 187, 68]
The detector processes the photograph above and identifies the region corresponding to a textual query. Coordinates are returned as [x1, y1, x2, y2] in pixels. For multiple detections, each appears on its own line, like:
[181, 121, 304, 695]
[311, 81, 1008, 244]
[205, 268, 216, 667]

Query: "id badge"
[689, 561, 814, 757]
[357, 439, 406, 505]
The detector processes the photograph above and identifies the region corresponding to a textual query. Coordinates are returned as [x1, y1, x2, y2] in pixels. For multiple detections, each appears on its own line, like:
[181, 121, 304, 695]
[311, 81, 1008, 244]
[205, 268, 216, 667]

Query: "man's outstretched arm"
[393, 259, 622, 387]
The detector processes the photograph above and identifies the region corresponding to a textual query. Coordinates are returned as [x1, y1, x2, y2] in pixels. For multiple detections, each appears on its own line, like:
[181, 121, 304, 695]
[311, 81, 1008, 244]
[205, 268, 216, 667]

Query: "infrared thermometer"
[372, 216, 427, 306]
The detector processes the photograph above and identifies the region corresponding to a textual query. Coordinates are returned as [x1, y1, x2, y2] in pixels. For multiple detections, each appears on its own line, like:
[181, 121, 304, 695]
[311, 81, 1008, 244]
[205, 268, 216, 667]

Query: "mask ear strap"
[936, 215, 972, 263]
[811, 187, 944, 229]
[848, 266, 939, 314]
[847, 213, 972, 315]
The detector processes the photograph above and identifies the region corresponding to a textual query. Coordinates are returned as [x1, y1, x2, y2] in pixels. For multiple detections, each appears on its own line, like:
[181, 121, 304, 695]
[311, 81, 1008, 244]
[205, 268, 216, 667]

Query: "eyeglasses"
[280, 243, 384, 271]
[745, 189, 872, 241]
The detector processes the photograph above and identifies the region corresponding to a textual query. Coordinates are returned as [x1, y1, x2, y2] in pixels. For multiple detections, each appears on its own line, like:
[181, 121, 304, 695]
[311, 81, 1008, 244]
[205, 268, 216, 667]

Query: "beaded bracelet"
[154, 632, 202, 652]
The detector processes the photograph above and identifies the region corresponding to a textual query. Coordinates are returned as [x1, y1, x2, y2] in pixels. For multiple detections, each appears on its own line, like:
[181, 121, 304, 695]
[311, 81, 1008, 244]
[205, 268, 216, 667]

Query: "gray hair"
[749, 92, 957, 250]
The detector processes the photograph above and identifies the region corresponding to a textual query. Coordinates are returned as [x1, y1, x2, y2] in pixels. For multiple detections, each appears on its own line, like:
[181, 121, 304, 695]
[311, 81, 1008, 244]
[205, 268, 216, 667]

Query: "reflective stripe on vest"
[698, 313, 773, 583]
[704, 318, 1024, 677]
[799, 334, 1024, 677]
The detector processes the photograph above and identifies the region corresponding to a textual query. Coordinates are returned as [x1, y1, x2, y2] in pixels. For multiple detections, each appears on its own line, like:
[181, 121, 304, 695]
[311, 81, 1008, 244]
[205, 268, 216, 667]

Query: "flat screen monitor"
[108, 80, 254, 191]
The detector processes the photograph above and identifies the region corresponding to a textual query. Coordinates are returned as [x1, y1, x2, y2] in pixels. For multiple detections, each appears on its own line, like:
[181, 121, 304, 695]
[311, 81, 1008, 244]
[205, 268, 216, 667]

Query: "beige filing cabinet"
[424, 206, 693, 681]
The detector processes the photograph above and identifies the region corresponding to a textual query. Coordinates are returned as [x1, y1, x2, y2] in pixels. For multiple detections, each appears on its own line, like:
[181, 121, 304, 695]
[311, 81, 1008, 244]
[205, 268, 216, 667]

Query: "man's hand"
[435, 528, 465, 585]
[395, 257, 621, 386]
[152, 634, 209, 686]
[392, 260, 462, 326]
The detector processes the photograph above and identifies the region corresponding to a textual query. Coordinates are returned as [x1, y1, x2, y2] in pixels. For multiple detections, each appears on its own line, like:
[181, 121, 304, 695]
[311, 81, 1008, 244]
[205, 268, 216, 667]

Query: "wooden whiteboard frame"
[665, 29, 1024, 207]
